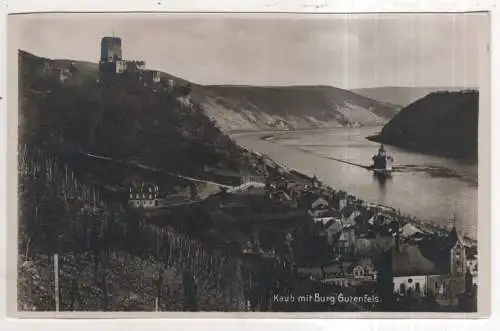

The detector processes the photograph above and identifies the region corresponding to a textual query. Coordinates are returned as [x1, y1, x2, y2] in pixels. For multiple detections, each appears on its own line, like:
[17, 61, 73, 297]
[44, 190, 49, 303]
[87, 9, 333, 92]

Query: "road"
[79, 150, 235, 189]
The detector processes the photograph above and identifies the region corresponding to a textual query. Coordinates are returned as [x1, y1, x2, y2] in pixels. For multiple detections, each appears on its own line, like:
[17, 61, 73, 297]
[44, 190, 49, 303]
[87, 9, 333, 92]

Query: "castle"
[98, 35, 162, 85]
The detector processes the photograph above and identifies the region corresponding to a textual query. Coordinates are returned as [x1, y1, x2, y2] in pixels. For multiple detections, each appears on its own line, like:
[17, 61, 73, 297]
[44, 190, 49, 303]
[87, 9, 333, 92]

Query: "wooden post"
[155, 260, 163, 312]
[102, 252, 108, 311]
[155, 228, 160, 312]
[168, 234, 172, 266]
[54, 253, 60, 312]
[27, 267, 32, 307]
[25, 237, 31, 261]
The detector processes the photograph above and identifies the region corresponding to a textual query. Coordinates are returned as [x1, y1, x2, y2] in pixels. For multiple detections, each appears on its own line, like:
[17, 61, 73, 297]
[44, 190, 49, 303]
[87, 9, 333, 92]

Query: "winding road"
[79, 150, 266, 192]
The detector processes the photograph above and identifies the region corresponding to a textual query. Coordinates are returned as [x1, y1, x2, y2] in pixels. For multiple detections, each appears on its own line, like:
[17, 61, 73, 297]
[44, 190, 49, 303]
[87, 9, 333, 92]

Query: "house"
[126, 60, 146, 71]
[400, 223, 423, 238]
[343, 209, 360, 227]
[333, 191, 348, 211]
[320, 259, 376, 287]
[387, 225, 466, 306]
[354, 233, 393, 257]
[340, 204, 356, 219]
[322, 277, 349, 287]
[128, 181, 162, 209]
[466, 256, 478, 285]
[354, 209, 372, 228]
[297, 266, 325, 280]
[377, 213, 394, 226]
[347, 194, 357, 204]
[338, 228, 356, 254]
[367, 215, 376, 226]
[311, 197, 329, 210]
[308, 197, 330, 217]
[391, 244, 436, 298]
[152, 71, 161, 83]
[351, 258, 377, 281]
[313, 217, 335, 226]
[51, 67, 72, 83]
[142, 70, 161, 83]
[115, 60, 127, 74]
[324, 218, 343, 245]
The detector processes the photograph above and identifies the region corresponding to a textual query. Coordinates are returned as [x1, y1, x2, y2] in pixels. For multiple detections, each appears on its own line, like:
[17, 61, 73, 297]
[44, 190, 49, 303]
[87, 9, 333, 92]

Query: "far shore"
[229, 125, 383, 140]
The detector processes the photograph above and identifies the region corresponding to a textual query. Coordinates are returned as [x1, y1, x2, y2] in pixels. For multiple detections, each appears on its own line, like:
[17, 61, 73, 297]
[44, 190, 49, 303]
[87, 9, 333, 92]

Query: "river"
[232, 126, 478, 239]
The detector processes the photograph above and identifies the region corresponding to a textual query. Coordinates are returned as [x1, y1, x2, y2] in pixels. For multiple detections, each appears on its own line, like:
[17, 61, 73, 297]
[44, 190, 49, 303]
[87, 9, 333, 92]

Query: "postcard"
[6, 11, 490, 317]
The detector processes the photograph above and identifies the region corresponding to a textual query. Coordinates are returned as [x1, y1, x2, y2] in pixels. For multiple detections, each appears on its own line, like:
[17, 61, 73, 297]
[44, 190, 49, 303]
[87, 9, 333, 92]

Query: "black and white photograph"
[9, 12, 488, 314]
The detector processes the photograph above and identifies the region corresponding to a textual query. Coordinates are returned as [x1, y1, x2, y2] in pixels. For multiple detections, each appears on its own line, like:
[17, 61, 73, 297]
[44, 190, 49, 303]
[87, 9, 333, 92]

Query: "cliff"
[368, 90, 479, 162]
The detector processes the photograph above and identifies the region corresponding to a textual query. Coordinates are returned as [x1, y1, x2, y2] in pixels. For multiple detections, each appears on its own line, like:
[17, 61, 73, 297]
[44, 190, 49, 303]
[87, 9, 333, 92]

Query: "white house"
[352, 258, 377, 280]
[321, 259, 377, 287]
[128, 182, 162, 209]
[115, 60, 127, 74]
[152, 71, 161, 83]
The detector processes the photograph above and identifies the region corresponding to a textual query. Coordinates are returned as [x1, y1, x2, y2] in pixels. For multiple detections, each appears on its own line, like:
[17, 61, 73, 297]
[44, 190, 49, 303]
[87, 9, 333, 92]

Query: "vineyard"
[18, 145, 252, 311]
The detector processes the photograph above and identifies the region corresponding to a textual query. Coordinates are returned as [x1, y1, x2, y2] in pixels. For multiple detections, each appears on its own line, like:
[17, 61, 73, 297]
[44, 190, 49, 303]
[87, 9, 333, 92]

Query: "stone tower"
[449, 226, 466, 277]
[100, 36, 122, 62]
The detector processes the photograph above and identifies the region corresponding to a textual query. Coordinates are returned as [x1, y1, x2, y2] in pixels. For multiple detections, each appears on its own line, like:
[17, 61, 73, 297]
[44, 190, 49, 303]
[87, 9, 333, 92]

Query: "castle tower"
[100, 36, 122, 62]
[393, 218, 403, 251]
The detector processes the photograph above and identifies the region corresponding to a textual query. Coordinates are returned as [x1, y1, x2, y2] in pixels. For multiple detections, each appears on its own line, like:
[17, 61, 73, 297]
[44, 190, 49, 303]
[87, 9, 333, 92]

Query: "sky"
[9, 12, 488, 89]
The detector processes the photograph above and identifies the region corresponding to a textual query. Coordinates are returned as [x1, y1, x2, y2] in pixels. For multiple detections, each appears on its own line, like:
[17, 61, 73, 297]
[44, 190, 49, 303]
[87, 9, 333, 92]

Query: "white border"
[1, 0, 498, 330]
[1, 0, 493, 13]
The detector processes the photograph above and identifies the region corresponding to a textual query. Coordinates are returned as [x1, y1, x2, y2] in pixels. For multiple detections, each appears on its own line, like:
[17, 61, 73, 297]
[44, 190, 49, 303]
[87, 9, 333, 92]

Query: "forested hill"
[368, 90, 479, 162]
[18, 50, 262, 186]
[352, 86, 473, 108]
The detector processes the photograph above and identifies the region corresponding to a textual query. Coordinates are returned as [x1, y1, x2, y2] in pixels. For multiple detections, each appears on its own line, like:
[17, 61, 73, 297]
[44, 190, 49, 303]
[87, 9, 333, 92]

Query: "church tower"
[392, 218, 403, 251]
[449, 221, 466, 277]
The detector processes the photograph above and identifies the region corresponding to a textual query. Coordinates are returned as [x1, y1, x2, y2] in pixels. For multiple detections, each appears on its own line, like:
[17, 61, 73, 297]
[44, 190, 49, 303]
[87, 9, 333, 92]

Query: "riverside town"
[16, 14, 480, 314]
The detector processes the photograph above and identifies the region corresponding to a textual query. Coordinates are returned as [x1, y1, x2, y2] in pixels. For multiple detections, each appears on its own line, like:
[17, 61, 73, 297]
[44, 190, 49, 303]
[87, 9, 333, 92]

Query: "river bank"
[231, 127, 478, 241]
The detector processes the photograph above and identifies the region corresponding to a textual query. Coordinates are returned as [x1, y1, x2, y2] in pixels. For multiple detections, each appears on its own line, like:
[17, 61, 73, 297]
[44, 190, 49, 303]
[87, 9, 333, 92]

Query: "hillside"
[352, 86, 474, 108]
[191, 85, 399, 132]
[17, 50, 274, 311]
[368, 90, 479, 162]
[18, 50, 267, 188]
[20, 50, 398, 133]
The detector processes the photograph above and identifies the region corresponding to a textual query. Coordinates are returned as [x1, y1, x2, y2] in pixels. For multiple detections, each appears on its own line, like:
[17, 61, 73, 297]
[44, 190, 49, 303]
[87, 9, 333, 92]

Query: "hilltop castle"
[98, 35, 161, 85]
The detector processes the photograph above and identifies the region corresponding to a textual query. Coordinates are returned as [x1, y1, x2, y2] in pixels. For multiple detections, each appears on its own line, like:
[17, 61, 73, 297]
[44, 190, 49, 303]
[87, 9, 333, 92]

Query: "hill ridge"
[19, 49, 399, 132]
[368, 90, 479, 162]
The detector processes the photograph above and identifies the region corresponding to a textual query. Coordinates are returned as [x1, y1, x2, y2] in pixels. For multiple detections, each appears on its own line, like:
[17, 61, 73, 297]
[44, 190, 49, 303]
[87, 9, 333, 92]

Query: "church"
[378, 223, 467, 308]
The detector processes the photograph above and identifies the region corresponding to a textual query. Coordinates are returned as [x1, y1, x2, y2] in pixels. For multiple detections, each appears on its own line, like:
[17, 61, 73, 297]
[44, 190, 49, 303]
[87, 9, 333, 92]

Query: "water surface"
[233, 127, 478, 238]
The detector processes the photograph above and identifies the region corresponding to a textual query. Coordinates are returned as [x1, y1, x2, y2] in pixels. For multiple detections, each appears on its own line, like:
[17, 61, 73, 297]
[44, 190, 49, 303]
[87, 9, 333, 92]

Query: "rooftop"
[392, 244, 440, 277]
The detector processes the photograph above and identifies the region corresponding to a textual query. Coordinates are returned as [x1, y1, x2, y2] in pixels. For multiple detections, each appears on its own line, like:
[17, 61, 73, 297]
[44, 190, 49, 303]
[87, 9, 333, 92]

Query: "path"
[79, 150, 234, 189]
